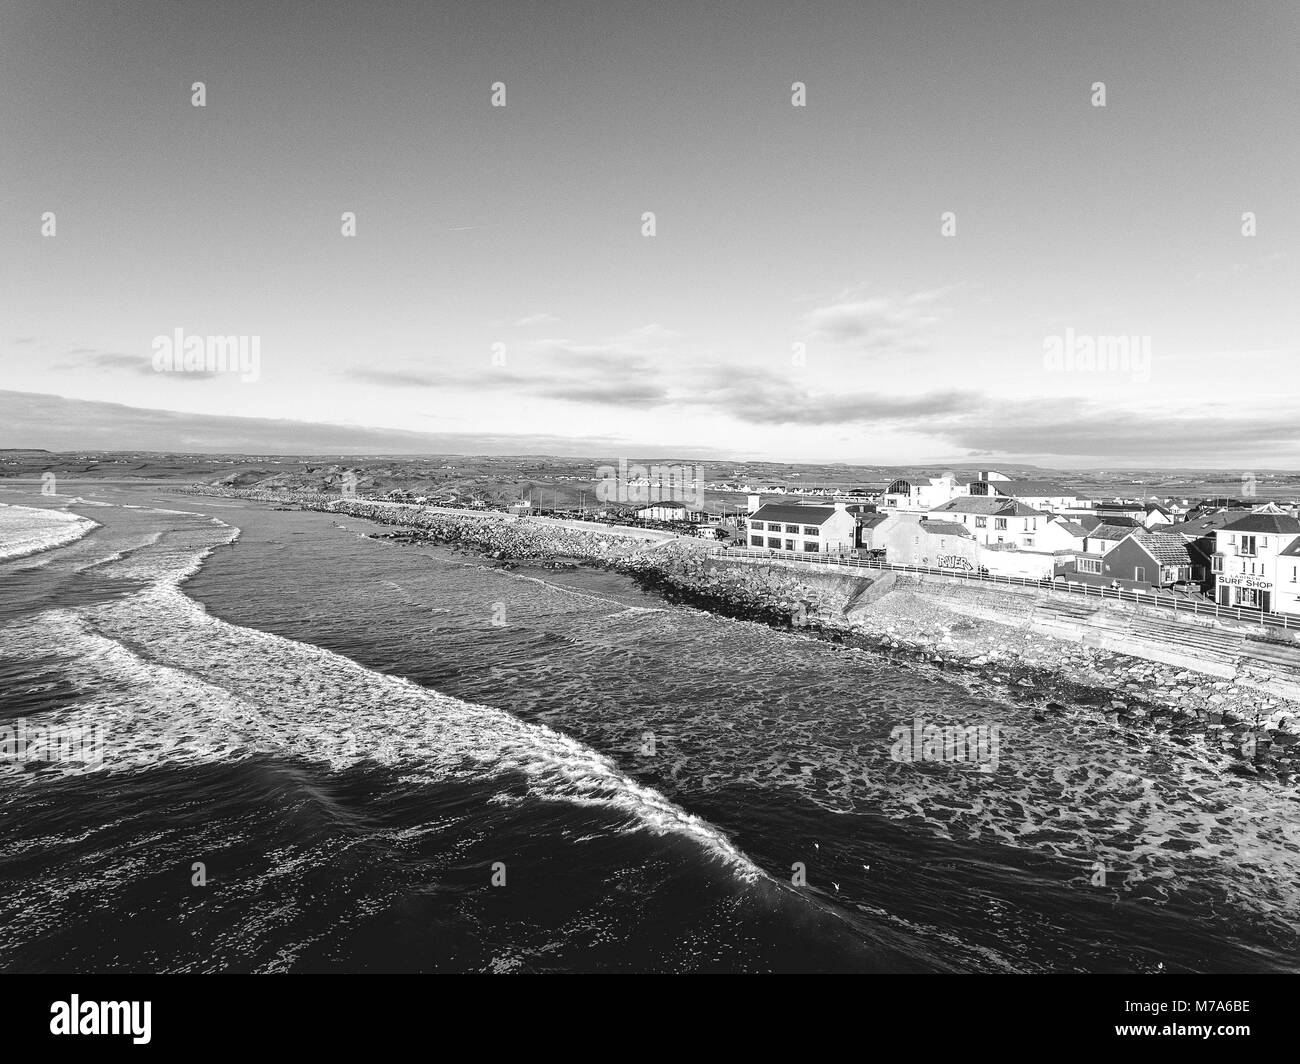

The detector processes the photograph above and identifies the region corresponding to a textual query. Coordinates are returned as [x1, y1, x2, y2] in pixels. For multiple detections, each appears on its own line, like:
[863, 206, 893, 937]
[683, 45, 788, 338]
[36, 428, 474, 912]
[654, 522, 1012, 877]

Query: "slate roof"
[1090, 523, 1148, 541]
[1220, 514, 1300, 535]
[920, 521, 973, 537]
[1052, 519, 1089, 537]
[930, 498, 1012, 515]
[929, 498, 1045, 518]
[750, 504, 840, 524]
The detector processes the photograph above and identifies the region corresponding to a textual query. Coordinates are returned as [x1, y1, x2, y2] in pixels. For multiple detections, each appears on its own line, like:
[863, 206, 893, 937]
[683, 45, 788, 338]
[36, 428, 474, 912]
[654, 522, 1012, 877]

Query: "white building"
[746, 502, 858, 554]
[1212, 513, 1300, 613]
[967, 478, 1079, 512]
[925, 497, 1049, 549]
[881, 473, 971, 512]
[635, 502, 700, 522]
[1275, 539, 1300, 618]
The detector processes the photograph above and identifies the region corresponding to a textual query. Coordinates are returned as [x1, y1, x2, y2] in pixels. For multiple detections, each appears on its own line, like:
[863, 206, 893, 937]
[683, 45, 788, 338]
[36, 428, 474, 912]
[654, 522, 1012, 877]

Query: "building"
[1274, 539, 1300, 617]
[1040, 517, 1089, 552]
[1212, 513, 1300, 612]
[746, 502, 858, 554]
[880, 473, 972, 512]
[926, 497, 1049, 549]
[1142, 503, 1173, 529]
[1073, 513, 1142, 534]
[968, 479, 1078, 512]
[1107, 532, 1195, 588]
[634, 502, 701, 522]
[874, 516, 978, 570]
[1082, 522, 1147, 555]
[1059, 531, 1194, 590]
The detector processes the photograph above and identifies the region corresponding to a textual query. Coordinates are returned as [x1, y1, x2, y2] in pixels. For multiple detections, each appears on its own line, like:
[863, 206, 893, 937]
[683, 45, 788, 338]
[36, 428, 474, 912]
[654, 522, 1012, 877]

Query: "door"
[1218, 586, 1230, 606]
[1261, 591, 1272, 613]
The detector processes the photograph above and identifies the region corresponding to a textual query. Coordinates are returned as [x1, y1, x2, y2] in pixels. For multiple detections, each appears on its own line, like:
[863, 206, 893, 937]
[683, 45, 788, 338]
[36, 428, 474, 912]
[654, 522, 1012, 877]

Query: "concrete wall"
[979, 548, 1055, 579]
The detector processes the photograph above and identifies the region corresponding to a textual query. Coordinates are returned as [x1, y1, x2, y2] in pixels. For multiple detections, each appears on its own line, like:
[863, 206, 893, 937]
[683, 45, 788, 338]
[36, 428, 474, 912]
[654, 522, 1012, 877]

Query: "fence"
[707, 546, 1298, 632]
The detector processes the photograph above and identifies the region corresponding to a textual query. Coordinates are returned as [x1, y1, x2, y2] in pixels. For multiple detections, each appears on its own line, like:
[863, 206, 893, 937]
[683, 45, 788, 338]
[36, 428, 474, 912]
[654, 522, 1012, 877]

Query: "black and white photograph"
[1, 0, 1295, 1041]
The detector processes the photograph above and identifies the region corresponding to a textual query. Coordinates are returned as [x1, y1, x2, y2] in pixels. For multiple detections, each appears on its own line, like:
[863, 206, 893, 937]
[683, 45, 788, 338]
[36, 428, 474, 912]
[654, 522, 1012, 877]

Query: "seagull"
[832, 882, 840, 892]
[862, 864, 870, 871]
[813, 842, 819, 851]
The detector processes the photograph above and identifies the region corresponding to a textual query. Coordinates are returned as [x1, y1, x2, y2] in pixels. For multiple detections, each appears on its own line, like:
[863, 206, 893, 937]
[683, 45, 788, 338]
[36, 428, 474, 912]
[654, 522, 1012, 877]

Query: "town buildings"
[1211, 513, 1300, 613]
[746, 502, 858, 554]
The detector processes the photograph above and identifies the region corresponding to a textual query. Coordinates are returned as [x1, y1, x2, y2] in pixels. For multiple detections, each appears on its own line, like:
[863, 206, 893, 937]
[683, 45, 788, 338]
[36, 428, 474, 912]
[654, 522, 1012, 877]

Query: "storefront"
[1216, 573, 1273, 613]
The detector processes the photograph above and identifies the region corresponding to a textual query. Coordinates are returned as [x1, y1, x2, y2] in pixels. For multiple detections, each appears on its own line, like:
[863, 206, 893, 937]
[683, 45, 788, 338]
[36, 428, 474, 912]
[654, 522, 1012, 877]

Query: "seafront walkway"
[707, 546, 1300, 634]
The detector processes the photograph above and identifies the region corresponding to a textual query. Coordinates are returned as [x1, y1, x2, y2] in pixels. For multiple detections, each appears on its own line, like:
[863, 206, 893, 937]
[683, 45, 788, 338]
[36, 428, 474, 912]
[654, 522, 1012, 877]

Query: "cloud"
[804, 287, 951, 355]
[51, 350, 221, 379]
[0, 390, 720, 457]
[514, 312, 560, 327]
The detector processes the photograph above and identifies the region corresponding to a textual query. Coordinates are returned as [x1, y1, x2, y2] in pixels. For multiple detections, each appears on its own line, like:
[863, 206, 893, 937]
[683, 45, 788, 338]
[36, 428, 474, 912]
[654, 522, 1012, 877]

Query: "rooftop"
[1219, 513, 1300, 535]
[750, 503, 841, 524]
[920, 521, 973, 537]
[1134, 532, 1194, 565]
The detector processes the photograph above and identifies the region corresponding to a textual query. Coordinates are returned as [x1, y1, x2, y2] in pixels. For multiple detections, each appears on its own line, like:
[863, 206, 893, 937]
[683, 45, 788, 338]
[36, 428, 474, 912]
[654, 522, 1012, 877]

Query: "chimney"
[834, 501, 847, 512]
[746, 494, 761, 514]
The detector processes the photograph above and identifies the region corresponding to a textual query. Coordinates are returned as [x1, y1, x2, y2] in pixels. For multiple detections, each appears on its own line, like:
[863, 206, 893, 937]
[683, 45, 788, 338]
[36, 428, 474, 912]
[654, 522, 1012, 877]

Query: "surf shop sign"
[1218, 574, 1274, 590]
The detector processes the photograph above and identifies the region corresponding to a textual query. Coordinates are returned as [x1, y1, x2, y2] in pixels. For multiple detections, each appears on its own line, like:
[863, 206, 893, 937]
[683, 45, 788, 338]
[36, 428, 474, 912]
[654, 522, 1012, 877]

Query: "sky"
[1, 0, 1297, 467]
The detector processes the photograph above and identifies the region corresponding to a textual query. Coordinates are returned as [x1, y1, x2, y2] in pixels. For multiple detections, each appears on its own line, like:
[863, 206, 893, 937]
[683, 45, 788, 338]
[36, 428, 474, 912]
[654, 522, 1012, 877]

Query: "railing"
[707, 546, 1297, 632]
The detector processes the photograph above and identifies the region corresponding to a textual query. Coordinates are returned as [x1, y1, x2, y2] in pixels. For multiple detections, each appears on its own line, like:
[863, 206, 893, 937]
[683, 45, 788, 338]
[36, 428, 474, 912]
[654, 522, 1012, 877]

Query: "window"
[994, 518, 1007, 530]
[803, 541, 820, 552]
[975, 516, 987, 528]
[1134, 566, 1146, 582]
[766, 537, 781, 548]
[784, 524, 799, 534]
[803, 526, 819, 536]
[1023, 537, 1035, 548]
[1211, 554, 1224, 573]
[750, 536, 763, 547]
[784, 538, 795, 551]
[1240, 535, 1257, 557]
[1293, 566, 1298, 584]
[1078, 558, 1102, 574]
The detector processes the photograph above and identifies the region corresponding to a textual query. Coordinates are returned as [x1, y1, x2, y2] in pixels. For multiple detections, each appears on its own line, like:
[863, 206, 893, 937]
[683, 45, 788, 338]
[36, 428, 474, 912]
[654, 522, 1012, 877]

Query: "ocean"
[1, 485, 1297, 972]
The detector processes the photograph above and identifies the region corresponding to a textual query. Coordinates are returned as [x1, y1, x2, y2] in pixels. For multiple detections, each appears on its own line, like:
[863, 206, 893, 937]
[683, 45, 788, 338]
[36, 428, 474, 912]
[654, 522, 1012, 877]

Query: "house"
[857, 512, 890, 550]
[874, 516, 978, 570]
[1074, 513, 1142, 534]
[1164, 512, 1242, 591]
[746, 502, 858, 554]
[1274, 539, 1300, 618]
[1082, 523, 1147, 555]
[634, 502, 701, 522]
[926, 497, 1048, 549]
[1108, 532, 1195, 588]
[1142, 503, 1173, 529]
[1059, 531, 1194, 590]
[968, 478, 1078, 512]
[1212, 513, 1300, 613]
[1039, 517, 1088, 553]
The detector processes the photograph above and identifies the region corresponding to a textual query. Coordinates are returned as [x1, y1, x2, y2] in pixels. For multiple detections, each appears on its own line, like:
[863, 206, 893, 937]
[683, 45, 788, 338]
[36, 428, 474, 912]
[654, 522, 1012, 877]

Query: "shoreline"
[176, 487, 1300, 786]
[0, 502, 100, 563]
